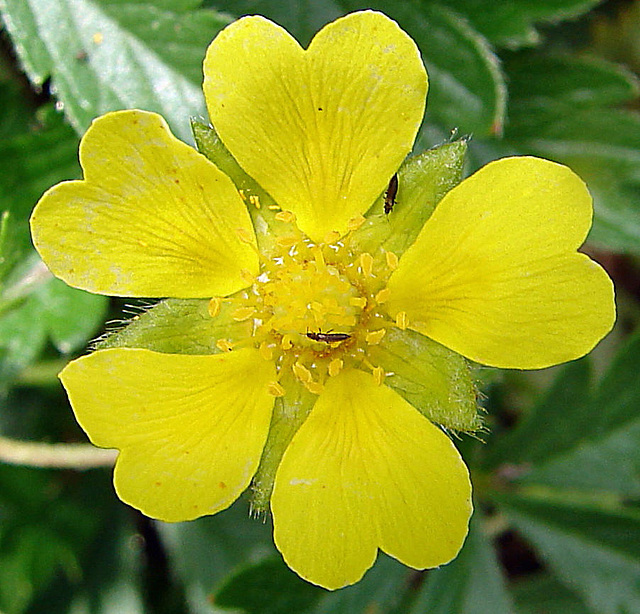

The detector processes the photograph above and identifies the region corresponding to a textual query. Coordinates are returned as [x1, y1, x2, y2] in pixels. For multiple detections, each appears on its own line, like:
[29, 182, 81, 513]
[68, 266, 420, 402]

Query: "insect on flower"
[384, 173, 399, 214]
[306, 330, 351, 343]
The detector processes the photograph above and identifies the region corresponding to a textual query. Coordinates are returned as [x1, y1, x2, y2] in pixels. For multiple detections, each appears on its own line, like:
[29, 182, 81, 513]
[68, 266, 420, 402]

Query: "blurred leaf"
[512, 573, 588, 614]
[500, 331, 640, 497]
[408, 512, 513, 614]
[496, 491, 640, 614]
[214, 556, 323, 614]
[486, 358, 593, 468]
[0, 276, 107, 382]
[0, 0, 231, 141]
[157, 500, 275, 614]
[0, 104, 79, 259]
[0, 81, 34, 139]
[309, 555, 408, 614]
[505, 53, 640, 113]
[440, 0, 603, 48]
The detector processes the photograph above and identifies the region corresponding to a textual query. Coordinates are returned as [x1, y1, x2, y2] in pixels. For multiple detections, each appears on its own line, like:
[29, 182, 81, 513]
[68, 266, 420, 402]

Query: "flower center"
[212, 216, 406, 396]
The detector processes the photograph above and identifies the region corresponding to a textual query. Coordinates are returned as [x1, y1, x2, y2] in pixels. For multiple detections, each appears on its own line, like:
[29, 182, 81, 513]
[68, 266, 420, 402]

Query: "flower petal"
[31, 110, 259, 298]
[271, 368, 471, 590]
[203, 11, 427, 242]
[386, 157, 616, 369]
[60, 347, 275, 521]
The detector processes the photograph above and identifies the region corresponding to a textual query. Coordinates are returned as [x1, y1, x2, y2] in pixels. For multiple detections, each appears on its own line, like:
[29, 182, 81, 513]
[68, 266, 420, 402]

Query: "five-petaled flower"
[30, 11, 615, 590]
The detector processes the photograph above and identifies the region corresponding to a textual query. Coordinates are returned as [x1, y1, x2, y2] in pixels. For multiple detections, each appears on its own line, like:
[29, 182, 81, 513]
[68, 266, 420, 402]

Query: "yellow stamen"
[235, 228, 254, 245]
[372, 366, 385, 386]
[385, 250, 399, 270]
[249, 194, 261, 209]
[328, 358, 344, 377]
[395, 311, 409, 330]
[258, 342, 273, 361]
[375, 288, 391, 304]
[268, 204, 281, 211]
[360, 253, 374, 278]
[366, 329, 386, 345]
[276, 236, 298, 249]
[207, 297, 221, 318]
[238, 189, 247, 201]
[281, 334, 294, 350]
[232, 306, 255, 321]
[324, 230, 341, 244]
[349, 296, 367, 309]
[275, 210, 296, 224]
[216, 339, 234, 352]
[347, 215, 366, 231]
[305, 380, 324, 395]
[267, 381, 286, 397]
[292, 362, 313, 383]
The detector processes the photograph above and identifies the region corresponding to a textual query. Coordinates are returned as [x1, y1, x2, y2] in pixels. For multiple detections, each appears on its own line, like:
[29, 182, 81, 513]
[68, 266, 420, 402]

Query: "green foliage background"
[1, 0, 639, 612]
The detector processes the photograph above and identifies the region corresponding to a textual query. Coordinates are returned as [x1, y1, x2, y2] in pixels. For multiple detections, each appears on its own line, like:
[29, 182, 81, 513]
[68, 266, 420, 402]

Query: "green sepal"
[249, 371, 316, 515]
[96, 297, 250, 355]
[191, 119, 292, 256]
[368, 327, 482, 433]
[351, 138, 468, 257]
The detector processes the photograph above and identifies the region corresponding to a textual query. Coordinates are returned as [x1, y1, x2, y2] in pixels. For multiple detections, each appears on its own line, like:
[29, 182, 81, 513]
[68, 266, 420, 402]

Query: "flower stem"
[0, 436, 117, 469]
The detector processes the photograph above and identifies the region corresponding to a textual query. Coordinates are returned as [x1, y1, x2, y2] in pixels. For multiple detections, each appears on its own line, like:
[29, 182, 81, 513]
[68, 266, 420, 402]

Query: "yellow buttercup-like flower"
[30, 11, 615, 590]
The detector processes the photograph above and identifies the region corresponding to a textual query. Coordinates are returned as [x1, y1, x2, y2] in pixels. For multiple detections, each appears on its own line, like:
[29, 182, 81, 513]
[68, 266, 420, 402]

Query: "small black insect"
[306, 331, 351, 343]
[384, 173, 399, 214]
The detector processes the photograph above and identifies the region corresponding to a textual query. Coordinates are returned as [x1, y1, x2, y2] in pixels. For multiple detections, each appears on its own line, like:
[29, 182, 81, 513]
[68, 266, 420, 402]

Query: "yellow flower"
[30, 11, 615, 590]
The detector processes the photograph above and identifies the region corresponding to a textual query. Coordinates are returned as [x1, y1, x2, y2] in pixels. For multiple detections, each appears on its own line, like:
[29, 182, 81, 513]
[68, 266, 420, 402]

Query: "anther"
[235, 228, 254, 245]
[275, 210, 296, 224]
[372, 366, 386, 386]
[249, 194, 261, 209]
[292, 362, 313, 384]
[276, 236, 298, 249]
[238, 189, 247, 201]
[347, 215, 366, 231]
[268, 204, 281, 211]
[328, 358, 344, 377]
[375, 288, 391, 304]
[259, 341, 274, 361]
[349, 297, 367, 309]
[360, 253, 374, 277]
[365, 329, 386, 345]
[232, 306, 255, 321]
[395, 311, 409, 330]
[281, 334, 294, 350]
[324, 230, 341, 244]
[385, 250, 399, 270]
[216, 339, 234, 352]
[208, 297, 221, 318]
[267, 381, 286, 397]
[305, 380, 324, 395]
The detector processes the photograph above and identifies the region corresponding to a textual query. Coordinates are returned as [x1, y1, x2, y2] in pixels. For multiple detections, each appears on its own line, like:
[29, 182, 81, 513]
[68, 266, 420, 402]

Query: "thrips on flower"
[384, 173, 399, 214]
[30, 10, 615, 591]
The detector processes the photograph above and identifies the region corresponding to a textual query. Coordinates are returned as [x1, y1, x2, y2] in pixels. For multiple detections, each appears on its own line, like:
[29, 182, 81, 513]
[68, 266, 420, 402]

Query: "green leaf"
[0, 0, 231, 141]
[0, 105, 80, 259]
[408, 512, 513, 614]
[505, 53, 640, 113]
[157, 500, 275, 614]
[0, 276, 107, 382]
[440, 0, 603, 48]
[214, 557, 324, 614]
[496, 491, 640, 614]
[512, 573, 588, 614]
[508, 331, 640, 497]
[486, 358, 592, 467]
[0, 81, 34, 140]
[309, 555, 409, 614]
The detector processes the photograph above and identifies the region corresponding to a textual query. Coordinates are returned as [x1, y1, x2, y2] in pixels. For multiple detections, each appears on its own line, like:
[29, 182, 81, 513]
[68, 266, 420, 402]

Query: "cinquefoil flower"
[30, 11, 615, 590]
